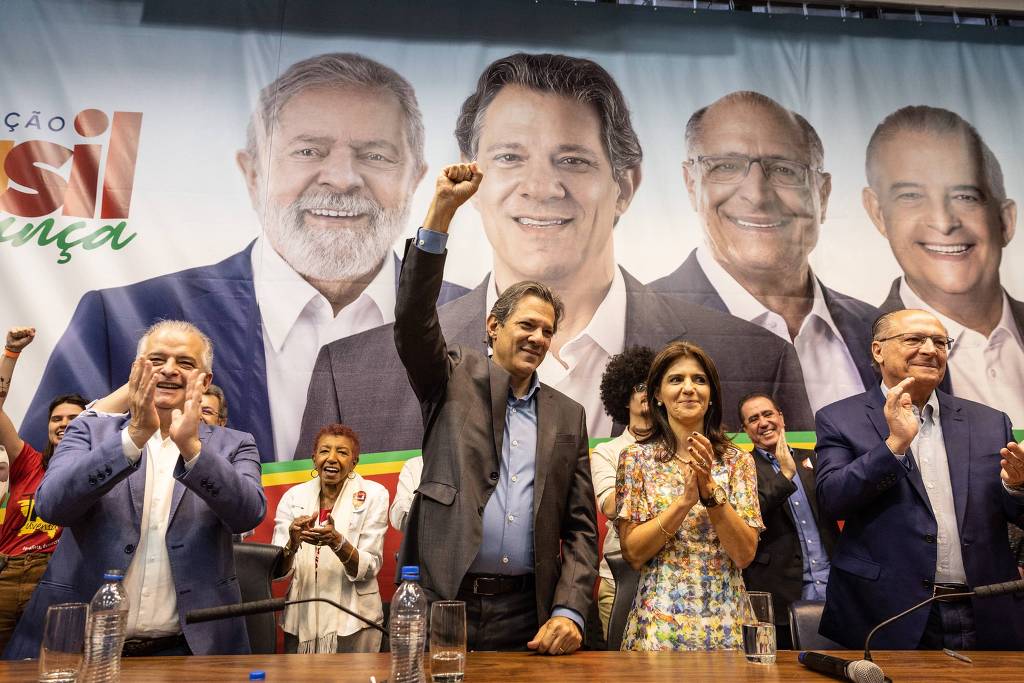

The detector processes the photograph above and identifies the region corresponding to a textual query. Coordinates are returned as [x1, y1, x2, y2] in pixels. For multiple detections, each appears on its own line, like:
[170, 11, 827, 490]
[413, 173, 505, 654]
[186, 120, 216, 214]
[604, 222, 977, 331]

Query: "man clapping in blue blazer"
[814, 308, 1024, 650]
[4, 321, 266, 659]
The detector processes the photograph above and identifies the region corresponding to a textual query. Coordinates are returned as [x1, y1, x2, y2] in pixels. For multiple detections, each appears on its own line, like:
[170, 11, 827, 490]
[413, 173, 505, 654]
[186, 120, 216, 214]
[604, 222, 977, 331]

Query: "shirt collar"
[508, 373, 542, 405]
[880, 379, 940, 421]
[899, 277, 1022, 349]
[251, 236, 396, 353]
[695, 246, 844, 340]
[483, 267, 627, 359]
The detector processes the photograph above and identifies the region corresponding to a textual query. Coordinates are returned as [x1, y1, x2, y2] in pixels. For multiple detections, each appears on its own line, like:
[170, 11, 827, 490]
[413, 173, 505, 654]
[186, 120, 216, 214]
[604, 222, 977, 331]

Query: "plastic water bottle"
[390, 565, 427, 683]
[82, 569, 129, 682]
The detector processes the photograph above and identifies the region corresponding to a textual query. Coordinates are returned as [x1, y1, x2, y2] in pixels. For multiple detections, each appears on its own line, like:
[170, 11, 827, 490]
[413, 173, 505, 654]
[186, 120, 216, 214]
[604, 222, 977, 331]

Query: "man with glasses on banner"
[651, 91, 879, 415]
[298, 55, 814, 459]
[20, 52, 467, 462]
[814, 308, 1024, 650]
[864, 105, 1024, 429]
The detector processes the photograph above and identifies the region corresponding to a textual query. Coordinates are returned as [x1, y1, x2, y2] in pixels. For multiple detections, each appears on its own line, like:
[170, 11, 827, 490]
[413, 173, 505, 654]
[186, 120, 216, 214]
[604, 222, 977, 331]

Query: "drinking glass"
[38, 602, 88, 682]
[741, 591, 776, 665]
[429, 600, 466, 682]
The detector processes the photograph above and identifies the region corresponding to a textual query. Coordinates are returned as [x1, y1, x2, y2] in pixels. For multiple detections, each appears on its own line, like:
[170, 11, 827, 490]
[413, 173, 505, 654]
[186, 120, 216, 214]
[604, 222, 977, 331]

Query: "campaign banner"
[3, 0, 1024, 593]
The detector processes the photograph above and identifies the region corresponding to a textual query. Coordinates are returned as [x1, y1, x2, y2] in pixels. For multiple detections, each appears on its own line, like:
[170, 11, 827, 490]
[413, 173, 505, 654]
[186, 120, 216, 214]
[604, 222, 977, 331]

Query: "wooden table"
[2, 650, 1019, 681]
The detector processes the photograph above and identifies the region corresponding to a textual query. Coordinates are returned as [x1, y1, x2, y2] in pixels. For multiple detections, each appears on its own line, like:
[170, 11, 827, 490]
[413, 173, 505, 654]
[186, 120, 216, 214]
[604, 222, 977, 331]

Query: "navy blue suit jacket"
[21, 243, 468, 461]
[650, 249, 880, 391]
[814, 387, 1024, 649]
[3, 414, 267, 658]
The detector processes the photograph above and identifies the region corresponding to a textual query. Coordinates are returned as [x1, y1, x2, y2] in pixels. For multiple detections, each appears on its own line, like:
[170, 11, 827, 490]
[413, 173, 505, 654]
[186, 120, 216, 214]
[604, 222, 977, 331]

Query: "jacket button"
[201, 478, 209, 486]
[124, 544, 135, 554]
[105, 464, 113, 475]
[489, 472, 499, 482]
[924, 534, 936, 544]
[922, 578, 932, 589]
[88, 477, 97, 486]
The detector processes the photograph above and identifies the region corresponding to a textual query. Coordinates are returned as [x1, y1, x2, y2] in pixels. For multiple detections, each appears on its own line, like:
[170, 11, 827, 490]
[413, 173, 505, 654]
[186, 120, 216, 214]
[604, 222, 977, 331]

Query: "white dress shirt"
[900, 279, 1024, 428]
[252, 237, 396, 460]
[589, 429, 637, 581]
[879, 384, 966, 584]
[696, 247, 865, 413]
[389, 455, 422, 532]
[119, 428, 199, 638]
[485, 268, 627, 438]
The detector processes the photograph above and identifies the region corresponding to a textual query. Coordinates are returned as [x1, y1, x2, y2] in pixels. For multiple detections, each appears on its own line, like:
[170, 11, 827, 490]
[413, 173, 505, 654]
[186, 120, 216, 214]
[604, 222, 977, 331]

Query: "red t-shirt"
[0, 442, 61, 556]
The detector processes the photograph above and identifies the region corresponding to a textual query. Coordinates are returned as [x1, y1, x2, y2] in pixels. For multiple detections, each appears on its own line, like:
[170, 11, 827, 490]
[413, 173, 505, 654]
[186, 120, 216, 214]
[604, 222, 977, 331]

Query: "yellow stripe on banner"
[261, 461, 406, 488]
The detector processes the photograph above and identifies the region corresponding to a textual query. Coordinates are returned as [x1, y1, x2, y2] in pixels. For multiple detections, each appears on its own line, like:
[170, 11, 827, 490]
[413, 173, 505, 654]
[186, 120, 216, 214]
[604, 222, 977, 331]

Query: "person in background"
[389, 455, 422, 533]
[589, 345, 654, 638]
[617, 341, 762, 651]
[201, 384, 229, 427]
[273, 424, 387, 653]
[0, 327, 87, 653]
[738, 392, 837, 650]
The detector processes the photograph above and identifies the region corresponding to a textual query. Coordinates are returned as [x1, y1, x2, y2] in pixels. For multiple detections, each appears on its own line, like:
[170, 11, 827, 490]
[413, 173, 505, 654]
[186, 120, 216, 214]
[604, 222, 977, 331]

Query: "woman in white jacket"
[272, 424, 389, 653]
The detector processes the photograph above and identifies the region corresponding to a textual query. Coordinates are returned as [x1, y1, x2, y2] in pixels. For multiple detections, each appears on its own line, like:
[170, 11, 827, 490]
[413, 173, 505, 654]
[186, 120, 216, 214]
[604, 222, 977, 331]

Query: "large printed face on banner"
[864, 129, 1017, 301]
[237, 84, 423, 281]
[683, 99, 830, 279]
[469, 85, 637, 289]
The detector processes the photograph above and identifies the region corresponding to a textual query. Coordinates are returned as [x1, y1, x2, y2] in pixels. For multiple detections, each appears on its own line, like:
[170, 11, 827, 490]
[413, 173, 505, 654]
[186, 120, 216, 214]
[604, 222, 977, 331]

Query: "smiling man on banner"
[864, 105, 1024, 428]
[297, 53, 812, 458]
[20, 53, 467, 462]
[651, 91, 879, 415]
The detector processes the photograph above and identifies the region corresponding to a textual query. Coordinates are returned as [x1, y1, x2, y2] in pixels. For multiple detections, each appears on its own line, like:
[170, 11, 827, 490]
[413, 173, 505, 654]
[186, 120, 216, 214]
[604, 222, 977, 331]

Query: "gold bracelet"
[343, 544, 357, 564]
[655, 515, 674, 541]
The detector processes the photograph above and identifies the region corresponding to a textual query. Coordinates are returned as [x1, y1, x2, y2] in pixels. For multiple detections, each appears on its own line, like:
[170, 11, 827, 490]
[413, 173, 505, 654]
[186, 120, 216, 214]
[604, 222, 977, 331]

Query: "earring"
[310, 468, 318, 478]
[657, 400, 663, 406]
[347, 471, 356, 480]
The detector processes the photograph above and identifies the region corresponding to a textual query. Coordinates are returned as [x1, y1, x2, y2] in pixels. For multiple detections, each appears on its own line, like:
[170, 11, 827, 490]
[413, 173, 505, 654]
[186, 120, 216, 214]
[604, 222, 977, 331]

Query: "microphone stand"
[185, 596, 387, 635]
[287, 597, 388, 635]
[862, 589, 973, 661]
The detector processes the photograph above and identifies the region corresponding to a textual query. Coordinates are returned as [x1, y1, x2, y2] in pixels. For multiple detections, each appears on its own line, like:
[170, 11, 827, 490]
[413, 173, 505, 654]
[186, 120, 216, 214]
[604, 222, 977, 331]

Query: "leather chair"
[788, 600, 844, 651]
[605, 551, 640, 651]
[233, 541, 285, 654]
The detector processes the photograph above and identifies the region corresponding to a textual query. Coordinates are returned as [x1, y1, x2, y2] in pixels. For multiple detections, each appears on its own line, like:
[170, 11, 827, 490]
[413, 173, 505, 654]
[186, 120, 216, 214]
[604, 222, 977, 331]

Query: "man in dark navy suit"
[21, 53, 466, 461]
[815, 308, 1024, 650]
[650, 91, 878, 416]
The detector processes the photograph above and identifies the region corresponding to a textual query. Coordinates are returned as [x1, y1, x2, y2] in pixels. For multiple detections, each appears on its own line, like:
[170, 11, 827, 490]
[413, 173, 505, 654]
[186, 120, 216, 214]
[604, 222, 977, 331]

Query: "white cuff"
[121, 427, 143, 465]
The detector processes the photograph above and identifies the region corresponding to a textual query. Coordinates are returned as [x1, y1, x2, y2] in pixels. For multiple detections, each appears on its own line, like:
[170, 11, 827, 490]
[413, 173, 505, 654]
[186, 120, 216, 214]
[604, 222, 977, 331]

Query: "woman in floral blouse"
[616, 340, 763, 651]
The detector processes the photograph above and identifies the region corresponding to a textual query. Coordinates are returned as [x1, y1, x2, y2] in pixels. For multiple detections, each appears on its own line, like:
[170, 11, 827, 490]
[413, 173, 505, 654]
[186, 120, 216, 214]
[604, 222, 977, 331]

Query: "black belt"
[122, 633, 189, 657]
[460, 573, 535, 597]
[931, 582, 970, 601]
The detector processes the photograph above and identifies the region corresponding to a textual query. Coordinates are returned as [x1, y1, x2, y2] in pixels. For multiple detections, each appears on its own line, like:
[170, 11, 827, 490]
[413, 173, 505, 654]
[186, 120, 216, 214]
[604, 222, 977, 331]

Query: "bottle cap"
[102, 569, 125, 581]
[249, 672, 266, 681]
[400, 565, 420, 581]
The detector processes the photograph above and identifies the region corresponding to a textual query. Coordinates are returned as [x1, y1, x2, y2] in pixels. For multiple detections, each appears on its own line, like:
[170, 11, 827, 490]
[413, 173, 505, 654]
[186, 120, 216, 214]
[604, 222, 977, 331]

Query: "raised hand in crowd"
[883, 376, 918, 455]
[169, 372, 207, 461]
[4, 327, 35, 354]
[773, 427, 797, 480]
[422, 162, 483, 233]
[126, 357, 160, 449]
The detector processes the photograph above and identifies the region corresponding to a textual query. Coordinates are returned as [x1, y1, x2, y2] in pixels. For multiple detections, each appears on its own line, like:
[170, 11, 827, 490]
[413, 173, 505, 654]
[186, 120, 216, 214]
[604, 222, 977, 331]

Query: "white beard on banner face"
[259, 187, 409, 282]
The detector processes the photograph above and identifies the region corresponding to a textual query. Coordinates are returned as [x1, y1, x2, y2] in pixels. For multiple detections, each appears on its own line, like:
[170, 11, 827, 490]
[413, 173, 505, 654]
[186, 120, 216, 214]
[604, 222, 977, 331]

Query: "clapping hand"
[686, 432, 716, 499]
[884, 377, 918, 455]
[127, 357, 160, 448]
[300, 514, 343, 549]
[774, 429, 797, 480]
[1001, 442, 1024, 489]
[169, 372, 205, 460]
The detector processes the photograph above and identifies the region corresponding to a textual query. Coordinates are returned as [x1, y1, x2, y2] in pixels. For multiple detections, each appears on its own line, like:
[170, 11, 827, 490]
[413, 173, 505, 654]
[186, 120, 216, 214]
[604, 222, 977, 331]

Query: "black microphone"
[863, 578, 1024, 659]
[798, 652, 889, 683]
[185, 596, 387, 634]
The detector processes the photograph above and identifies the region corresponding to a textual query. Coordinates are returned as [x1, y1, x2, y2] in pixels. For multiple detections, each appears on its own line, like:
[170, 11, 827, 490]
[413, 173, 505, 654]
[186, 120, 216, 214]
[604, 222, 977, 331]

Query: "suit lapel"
[938, 392, 970, 532]
[168, 424, 211, 527]
[488, 360, 510, 466]
[533, 386, 557, 523]
[819, 279, 877, 389]
[795, 450, 822, 522]
[865, 389, 932, 512]
[676, 250, 730, 313]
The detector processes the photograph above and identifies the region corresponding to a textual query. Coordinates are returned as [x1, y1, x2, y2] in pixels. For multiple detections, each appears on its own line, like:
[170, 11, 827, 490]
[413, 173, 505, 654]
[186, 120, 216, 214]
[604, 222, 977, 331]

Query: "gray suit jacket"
[390, 240, 598, 623]
[297, 262, 813, 459]
[4, 414, 267, 659]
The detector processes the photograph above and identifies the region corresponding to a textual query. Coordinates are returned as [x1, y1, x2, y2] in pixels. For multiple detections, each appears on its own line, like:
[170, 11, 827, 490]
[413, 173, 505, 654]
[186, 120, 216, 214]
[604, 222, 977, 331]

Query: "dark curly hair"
[599, 346, 655, 426]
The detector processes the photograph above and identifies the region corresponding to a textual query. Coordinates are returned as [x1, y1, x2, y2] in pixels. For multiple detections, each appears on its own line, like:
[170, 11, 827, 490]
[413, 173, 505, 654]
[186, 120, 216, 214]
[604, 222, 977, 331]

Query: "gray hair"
[245, 52, 425, 172]
[455, 53, 642, 181]
[204, 383, 228, 422]
[865, 105, 1005, 202]
[486, 281, 565, 348]
[137, 320, 214, 372]
[685, 90, 825, 170]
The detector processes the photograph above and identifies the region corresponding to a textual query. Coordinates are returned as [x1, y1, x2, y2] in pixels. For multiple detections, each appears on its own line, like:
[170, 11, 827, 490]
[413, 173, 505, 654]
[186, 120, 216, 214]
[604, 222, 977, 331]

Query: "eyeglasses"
[632, 382, 647, 394]
[687, 155, 821, 188]
[874, 333, 955, 352]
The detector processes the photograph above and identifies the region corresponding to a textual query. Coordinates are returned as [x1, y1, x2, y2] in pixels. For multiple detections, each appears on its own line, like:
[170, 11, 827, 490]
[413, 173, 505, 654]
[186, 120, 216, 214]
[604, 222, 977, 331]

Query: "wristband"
[3, 348, 20, 359]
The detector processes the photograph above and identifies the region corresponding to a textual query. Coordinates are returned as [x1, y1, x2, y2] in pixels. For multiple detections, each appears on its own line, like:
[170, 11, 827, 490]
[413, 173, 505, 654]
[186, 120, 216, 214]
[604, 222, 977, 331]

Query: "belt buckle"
[932, 583, 967, 602]
[472, 577, 495, 596]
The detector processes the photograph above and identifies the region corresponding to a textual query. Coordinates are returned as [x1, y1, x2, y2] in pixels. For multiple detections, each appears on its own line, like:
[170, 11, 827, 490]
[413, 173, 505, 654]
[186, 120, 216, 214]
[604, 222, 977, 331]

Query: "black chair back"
[233, 541, 285, 654]
[788, 600, 844, 651]
[605, 552, 640, 651]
